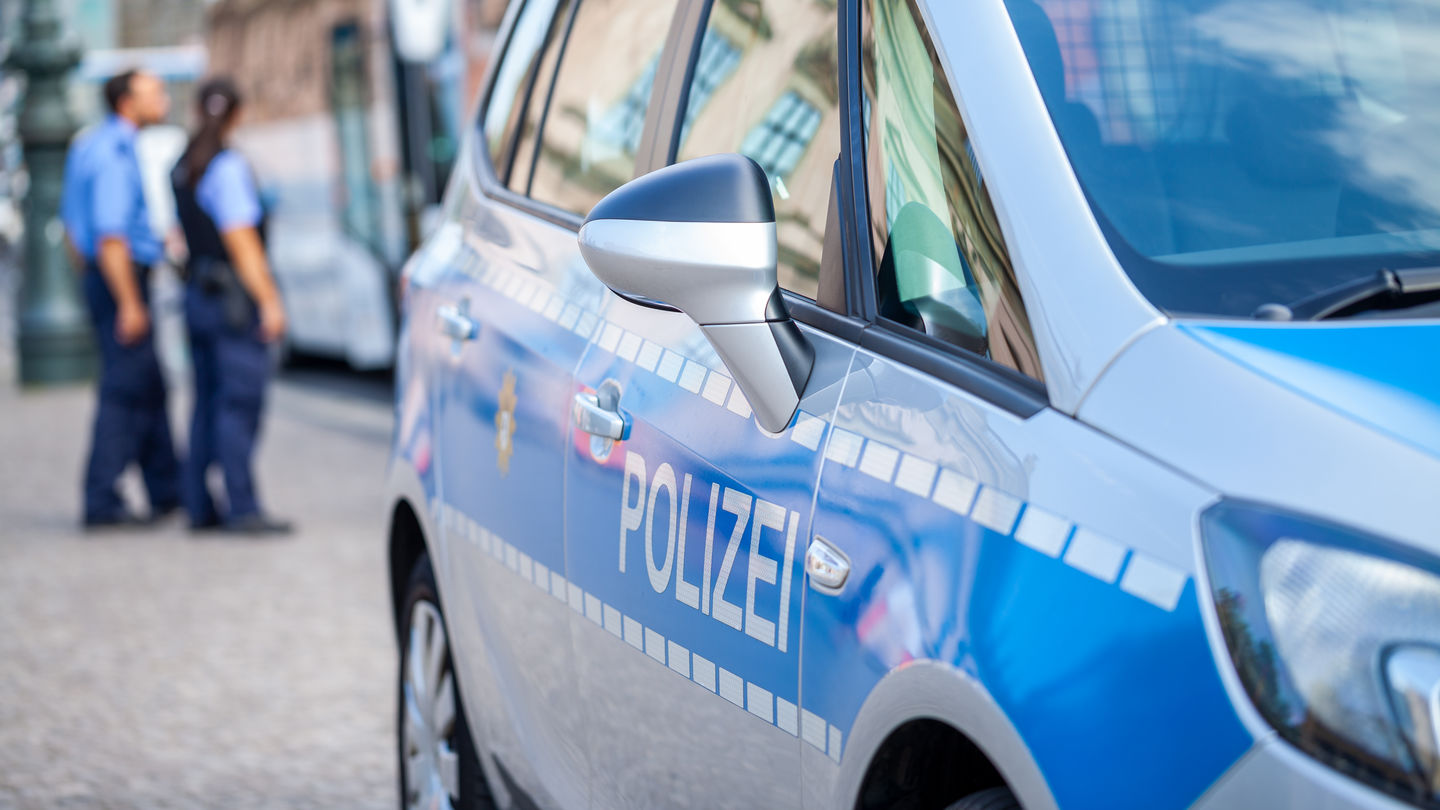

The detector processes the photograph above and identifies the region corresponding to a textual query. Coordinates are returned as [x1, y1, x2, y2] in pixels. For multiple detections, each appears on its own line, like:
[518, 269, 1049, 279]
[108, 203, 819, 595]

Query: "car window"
[674, 0, 841, 301]
[508, 0, 574, 195]
[527, 0, 675, 216]
[1006, 0, 1440, 317]
[482, 0, 566, 184]
[862, 0, 1043, 381]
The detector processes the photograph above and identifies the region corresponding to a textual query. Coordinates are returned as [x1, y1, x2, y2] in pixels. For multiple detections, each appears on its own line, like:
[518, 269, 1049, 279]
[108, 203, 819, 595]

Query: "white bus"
[205, 0, 500, 368]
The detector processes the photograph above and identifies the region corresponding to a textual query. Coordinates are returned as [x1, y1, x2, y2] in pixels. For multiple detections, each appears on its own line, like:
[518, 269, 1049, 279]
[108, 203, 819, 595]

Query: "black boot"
[221, 513, 294, 536]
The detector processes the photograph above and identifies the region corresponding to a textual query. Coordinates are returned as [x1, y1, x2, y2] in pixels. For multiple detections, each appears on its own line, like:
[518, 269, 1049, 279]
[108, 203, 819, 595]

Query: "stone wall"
[116, 0, 207, 47]
[205, 0, 509, 126]
[206, 0, 374, 124]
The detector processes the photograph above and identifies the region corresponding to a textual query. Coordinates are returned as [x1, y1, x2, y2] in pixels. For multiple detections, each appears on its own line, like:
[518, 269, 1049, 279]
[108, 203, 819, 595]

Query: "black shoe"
[221, 514, 293, 536]
[82, 512, 148, 531]
[189, 517, 223, 534]
[148, 503, 183, 523]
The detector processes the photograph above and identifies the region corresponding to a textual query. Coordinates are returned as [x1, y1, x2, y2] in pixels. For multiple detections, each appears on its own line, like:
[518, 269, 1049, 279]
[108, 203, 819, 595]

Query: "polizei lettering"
[618, 449, 800, 651]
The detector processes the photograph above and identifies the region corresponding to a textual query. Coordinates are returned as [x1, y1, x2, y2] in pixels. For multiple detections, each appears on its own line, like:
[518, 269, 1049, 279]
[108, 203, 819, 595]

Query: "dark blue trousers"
[82, 267, 181, 521]
[183, 284, 271, 525]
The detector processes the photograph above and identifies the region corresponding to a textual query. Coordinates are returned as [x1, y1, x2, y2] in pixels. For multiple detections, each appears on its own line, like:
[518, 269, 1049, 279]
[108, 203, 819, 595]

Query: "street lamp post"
[7, 0, 92, 385]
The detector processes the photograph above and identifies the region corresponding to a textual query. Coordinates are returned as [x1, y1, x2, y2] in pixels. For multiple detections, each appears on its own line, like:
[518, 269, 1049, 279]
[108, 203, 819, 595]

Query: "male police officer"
[61, 70, 182, 528]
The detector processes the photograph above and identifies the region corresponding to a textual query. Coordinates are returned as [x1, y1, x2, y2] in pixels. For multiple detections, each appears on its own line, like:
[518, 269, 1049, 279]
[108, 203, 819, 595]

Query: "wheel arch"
[853, 718, 1006, 809]
[389, 499, 428, 636]
[387, 461, 439, 638]
[832, 660, 1058, 810]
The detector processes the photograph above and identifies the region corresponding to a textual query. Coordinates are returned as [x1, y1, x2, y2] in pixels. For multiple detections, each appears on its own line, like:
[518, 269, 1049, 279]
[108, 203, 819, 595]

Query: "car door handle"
[573, 391, 628, 441]
[806, 536, 850, 592]
[436, 304, 477, 341]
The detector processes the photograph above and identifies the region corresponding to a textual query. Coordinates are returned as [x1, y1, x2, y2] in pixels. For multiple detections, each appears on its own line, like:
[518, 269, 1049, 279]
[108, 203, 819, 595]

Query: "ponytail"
[177, 77, 243, 190]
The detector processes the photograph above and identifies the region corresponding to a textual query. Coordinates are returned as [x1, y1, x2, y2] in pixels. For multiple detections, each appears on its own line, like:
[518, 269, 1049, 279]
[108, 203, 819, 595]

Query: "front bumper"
[1197, 735, 1416, 810]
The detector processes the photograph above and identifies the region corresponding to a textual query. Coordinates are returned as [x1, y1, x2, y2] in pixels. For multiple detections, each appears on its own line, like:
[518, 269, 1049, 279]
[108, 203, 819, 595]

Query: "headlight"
[1202, 500, 1440, 807]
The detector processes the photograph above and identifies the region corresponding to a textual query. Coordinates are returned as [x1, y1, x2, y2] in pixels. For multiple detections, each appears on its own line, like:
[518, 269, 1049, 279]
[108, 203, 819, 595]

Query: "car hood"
[1180, 321, 1440, 459]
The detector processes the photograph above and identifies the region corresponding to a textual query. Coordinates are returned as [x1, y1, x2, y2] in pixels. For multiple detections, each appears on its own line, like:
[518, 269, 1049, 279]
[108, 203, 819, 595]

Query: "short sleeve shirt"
[59, 116, 163, 265]
[196, 150, 262, 232]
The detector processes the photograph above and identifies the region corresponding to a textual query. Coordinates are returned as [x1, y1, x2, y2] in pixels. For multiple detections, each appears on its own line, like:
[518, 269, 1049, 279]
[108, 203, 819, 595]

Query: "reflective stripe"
[444, 505, 841, 743]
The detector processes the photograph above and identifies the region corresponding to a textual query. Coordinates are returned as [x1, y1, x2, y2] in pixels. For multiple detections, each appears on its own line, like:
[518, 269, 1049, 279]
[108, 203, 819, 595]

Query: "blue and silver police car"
[385, 0, 1440, 807]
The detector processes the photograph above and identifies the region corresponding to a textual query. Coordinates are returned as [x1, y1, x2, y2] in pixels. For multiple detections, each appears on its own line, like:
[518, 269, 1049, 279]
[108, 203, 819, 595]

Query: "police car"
[385, 0, 1440, 807]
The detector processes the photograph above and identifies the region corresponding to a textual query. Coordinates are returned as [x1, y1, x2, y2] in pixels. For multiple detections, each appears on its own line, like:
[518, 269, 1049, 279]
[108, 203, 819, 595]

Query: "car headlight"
[1202, 500, 1440, 807]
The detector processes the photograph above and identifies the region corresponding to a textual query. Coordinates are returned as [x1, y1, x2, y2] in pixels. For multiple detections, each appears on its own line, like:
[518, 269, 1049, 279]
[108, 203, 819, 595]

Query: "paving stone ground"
[0, 259, 400, 809]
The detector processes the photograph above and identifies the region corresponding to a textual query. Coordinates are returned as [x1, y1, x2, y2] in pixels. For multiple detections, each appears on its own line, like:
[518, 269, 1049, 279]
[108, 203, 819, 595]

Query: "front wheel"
[945, 786, 1021, 810]
[397, 557, 493, 810]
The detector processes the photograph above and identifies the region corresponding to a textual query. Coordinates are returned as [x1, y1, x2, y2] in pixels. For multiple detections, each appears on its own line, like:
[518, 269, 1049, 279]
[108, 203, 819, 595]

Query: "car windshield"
[1005, 0, 1440, 317]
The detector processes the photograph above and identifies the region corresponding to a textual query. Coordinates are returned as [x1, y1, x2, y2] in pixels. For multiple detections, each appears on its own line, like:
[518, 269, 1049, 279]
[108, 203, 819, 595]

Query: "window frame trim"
[840, 0, 1049, 416]
[516, 0, 581, 198]
[661, 0, 718, 167]
[466, 0, 584, 231]
[489, 0, 567, 189]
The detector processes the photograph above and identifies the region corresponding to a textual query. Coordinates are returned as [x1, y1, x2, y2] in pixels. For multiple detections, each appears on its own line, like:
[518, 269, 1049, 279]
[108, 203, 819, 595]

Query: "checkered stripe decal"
[435, 500, 846, 762]
[458, 253, 1191, 613]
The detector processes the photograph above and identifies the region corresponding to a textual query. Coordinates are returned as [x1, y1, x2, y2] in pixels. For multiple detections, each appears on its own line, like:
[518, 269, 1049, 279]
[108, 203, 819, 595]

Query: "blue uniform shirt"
[60, 115, 163, 266]
[196, 149, 263, 232]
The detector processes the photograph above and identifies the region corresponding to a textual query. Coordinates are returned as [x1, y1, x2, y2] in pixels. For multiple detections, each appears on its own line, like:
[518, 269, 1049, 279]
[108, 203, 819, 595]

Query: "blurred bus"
[205, 0, 503, 369]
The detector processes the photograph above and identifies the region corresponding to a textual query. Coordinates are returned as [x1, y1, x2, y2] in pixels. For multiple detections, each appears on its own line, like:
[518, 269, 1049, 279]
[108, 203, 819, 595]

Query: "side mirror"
[578, 154, 814, 432]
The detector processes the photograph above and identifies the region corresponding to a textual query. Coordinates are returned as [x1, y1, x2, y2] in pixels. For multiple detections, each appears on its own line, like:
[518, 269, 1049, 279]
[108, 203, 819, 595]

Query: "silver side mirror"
[578, 154, 814, 433]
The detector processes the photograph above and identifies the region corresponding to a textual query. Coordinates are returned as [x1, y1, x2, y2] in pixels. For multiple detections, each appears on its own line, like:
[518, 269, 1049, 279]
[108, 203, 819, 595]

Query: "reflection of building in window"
[1037, 0, 1186, 145]
[672, 0, 841, 298]
[883, 157, 908, 227]
[740, 90, 821, 181]
[591, 55, 659, 155]
[680, 31, 742, 138]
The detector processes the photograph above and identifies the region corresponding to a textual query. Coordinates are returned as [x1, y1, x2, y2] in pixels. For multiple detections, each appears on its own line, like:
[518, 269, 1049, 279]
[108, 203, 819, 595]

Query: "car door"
[427, 1, 597, 806]
[797, 2, 1244, 807]
[557, 1, 857, 806]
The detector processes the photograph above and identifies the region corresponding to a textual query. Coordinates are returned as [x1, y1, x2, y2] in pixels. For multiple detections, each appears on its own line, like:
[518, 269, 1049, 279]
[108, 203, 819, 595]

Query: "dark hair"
[103, 70, 138, 114]
[177, 77, 243, 190]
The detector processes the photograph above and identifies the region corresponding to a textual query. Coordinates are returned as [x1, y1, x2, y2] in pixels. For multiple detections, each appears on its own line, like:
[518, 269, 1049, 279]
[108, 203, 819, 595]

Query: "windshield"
[1005, 0, 1440, 317]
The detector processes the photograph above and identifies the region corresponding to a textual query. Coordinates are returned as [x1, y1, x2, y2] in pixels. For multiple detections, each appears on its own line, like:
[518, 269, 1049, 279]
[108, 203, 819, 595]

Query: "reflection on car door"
[563, 300, 854, 807]
[556, 0, 853, 800]
[430, 186, 600, 808]
[552, 0, 852, 795]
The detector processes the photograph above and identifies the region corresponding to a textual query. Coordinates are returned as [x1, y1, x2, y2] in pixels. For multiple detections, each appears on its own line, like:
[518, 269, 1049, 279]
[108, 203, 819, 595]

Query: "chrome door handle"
[573, 392, 628, 440]
[806, 536, 850, 592]
[437, 303, 477, 341]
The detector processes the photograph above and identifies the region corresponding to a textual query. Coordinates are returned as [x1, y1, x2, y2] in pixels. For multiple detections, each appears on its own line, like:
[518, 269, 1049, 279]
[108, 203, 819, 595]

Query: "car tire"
[945, 786, 1021, 810]
[397, 556, 495, 810]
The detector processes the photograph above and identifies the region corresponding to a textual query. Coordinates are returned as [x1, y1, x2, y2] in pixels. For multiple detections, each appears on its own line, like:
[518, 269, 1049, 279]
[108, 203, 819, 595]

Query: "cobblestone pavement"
[0, 276, 400, 808]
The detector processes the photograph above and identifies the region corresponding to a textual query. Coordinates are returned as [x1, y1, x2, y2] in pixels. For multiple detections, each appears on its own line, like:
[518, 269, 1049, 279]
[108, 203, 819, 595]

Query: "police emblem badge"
[496, 369, 517, 475]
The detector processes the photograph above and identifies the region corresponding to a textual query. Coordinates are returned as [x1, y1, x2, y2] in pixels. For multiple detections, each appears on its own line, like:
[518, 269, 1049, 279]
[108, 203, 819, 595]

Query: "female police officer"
[172, 78, 292, 535]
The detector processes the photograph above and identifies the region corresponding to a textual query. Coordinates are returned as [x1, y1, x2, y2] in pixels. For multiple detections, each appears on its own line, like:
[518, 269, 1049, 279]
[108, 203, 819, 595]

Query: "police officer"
[61, 70, 182, 528]
[171, 78, 291, 535]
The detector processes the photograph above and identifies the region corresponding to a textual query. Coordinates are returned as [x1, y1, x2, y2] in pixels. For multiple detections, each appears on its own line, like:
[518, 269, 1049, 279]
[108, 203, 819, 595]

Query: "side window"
[507, 0, 574, 194]
[862, 0, 1044, 380]
[675, 0, 841, 301]
[528, 0, 675, 215]
[482, 0, 566, 184]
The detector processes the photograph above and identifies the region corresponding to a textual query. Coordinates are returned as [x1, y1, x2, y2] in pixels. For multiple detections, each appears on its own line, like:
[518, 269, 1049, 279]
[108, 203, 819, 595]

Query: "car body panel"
[1195, 737, 1414, 810]
[1078, 324, 1440, 561]
[390, 223, 451, 525]
[426, 156, 598, 808]
[562, 297, 855, 808]
[799, 348, 1252, 809]
[1182, 322, 1440, 460]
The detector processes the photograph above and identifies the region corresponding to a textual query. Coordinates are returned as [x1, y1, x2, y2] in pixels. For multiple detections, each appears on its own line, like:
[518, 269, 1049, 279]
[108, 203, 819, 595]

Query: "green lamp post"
[8, 0, 93, 385]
